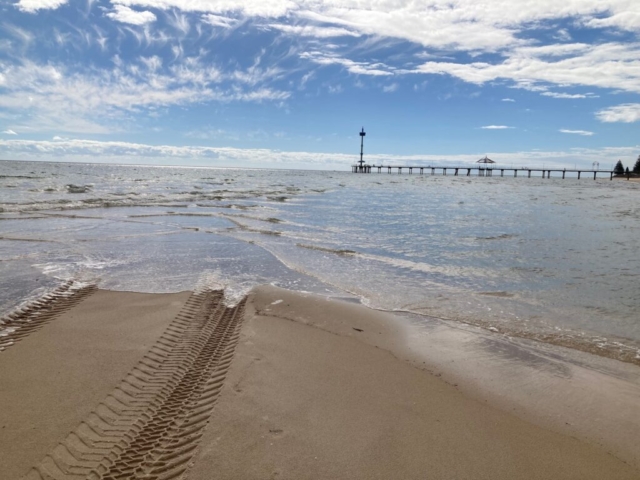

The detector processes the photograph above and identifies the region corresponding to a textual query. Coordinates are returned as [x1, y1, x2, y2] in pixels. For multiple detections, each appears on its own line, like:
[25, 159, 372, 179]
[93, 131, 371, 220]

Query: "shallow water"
[1, 160, 639, 364]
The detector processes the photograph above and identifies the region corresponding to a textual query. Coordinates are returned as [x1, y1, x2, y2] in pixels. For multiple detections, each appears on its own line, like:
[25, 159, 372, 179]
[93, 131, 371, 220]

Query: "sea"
[1, 159, 639, 366]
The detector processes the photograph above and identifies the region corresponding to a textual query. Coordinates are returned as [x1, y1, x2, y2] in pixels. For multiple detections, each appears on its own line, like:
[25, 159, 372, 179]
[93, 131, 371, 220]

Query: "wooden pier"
[351, 165, 614, 180]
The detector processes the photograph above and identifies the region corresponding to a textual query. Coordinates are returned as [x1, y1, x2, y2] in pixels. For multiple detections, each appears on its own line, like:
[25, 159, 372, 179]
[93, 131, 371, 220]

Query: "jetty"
[351, 129, 613, 179]
[351, 164, 614, 180]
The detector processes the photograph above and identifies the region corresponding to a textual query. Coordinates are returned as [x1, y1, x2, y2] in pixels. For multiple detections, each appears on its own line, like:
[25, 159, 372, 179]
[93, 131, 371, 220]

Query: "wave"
[247, 238, 640, 368]
[0, 175, 44, 179]
[296, 243, 356, 256]
[408, 309, 640, 368]
[66, 184, 92, 194]
[475, 233, 518, 240]
[221, 213, 283, 224]
[0, 194, 252, 213]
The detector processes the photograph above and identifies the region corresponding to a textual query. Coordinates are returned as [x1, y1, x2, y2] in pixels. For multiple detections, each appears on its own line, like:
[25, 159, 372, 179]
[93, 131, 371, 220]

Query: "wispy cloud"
[268, 24, 360, 38]
[502, 98, 515, 102]
[105, 0, 640, 51]
[382, 83, 398, 93]
[0, 58, 290, 133]
[2, 129, 18, 135]
[542, 92, 599, 99]
[553, 28, 572, 41]
[201, 14, 237, 29]
[481, 125, 513, 129]
[300, 51, 393, 76]
[559, 129, 594, 136]
[185, 127, 239, 141]
[3, 24, 35, 49]
[112, 0, 291, 17]
[596, 103, 640, 123]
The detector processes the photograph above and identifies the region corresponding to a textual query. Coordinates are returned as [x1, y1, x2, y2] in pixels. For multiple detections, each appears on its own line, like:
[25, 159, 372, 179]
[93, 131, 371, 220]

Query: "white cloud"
[481, 125, 513, 129]
[16, 0, 68, 13]
[502, 98, 515, 102]
[596, 103, 640, 123]
[583, 10, 640, 30]
[414, 42, 640, 94]
[2, 129, 18, 135]
[542, 92, 598, 99]
[559, 129, 594, 136]
[106, 5, 157, 25]
[382, 83, 398, 93]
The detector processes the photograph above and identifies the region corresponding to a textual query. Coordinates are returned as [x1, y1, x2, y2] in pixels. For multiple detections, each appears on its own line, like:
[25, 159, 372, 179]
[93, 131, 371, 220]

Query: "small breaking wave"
[221, 213, 283, 224]
[442, 313, 640, 368]
[66, 184, 92, 194]
[0, 175, 44, 179]
[476, 233, 518, 241]
[296, 243, 356, 256]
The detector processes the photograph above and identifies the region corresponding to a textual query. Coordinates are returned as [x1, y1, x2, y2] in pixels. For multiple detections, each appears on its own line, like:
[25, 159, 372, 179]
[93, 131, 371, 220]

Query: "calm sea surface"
[1, 160, 639, 363]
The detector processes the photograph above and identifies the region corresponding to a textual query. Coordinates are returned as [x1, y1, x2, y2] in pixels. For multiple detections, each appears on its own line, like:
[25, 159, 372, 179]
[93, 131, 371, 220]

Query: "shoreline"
[613, 175, 640, 182]
[1, 286, 638, 478]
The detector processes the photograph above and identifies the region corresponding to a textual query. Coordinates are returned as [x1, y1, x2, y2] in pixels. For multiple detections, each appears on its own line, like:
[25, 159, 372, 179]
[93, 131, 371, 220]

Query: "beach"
[2, 285, 639, 479]
[1, 161, 640, 478]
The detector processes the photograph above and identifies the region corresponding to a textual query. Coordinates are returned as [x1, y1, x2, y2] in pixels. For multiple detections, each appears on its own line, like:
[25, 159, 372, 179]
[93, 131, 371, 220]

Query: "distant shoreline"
[614, 174, 640, 182]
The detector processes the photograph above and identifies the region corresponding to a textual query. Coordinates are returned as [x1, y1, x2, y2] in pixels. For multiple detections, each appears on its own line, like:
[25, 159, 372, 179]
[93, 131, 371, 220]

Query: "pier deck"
[351, 165, 615, 180]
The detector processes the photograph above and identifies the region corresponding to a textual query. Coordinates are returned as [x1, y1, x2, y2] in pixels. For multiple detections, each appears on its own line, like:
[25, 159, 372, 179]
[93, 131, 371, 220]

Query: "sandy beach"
[1, 285, 639, 479]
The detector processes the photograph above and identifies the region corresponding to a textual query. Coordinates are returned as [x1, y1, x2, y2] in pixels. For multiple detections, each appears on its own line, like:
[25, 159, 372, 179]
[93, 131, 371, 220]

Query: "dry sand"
[0, 285, 638, 479]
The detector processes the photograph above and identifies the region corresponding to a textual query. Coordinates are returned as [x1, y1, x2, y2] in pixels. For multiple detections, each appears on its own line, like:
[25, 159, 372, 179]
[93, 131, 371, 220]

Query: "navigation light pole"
[358, 127, 366, 172]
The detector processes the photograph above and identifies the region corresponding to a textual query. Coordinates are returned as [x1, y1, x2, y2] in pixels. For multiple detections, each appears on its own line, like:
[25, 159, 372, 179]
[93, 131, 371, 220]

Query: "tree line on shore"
[613, 155, 640, 176]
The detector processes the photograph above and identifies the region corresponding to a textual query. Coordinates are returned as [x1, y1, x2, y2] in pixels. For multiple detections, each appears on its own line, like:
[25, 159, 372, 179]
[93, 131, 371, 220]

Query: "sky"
[0, 0, 639, 170]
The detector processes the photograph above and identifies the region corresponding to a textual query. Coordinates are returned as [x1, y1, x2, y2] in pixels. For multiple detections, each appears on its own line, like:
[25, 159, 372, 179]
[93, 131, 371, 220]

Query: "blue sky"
[0, 0, 639, 169]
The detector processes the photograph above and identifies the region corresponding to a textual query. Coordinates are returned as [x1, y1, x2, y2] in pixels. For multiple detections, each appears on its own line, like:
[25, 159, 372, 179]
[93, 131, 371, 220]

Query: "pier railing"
[351, 165, 615, 180]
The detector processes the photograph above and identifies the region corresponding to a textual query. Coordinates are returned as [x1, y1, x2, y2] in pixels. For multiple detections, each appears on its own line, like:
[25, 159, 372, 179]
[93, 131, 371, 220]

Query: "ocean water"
[1, 159, 639, 365]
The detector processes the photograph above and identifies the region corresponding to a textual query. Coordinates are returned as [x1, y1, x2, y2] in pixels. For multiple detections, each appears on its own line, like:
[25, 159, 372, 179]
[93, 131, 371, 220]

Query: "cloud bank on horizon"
[1, 0, 639, 168]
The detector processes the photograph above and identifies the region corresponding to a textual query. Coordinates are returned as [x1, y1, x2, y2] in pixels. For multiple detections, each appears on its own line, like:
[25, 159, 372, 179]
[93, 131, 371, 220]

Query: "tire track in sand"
[23, 289, 246, 480]
[0, 281, 97, 352]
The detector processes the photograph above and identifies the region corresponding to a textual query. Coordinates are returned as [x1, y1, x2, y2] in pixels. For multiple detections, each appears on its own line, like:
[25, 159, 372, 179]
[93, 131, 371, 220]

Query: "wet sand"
[614, 175, 640, 183]
[0, 289, 191, 479]
[0, 286, 638, 479]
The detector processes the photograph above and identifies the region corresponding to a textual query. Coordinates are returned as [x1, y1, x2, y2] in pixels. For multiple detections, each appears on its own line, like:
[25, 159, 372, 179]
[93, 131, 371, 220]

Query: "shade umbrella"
[477, 156, 495, 164]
